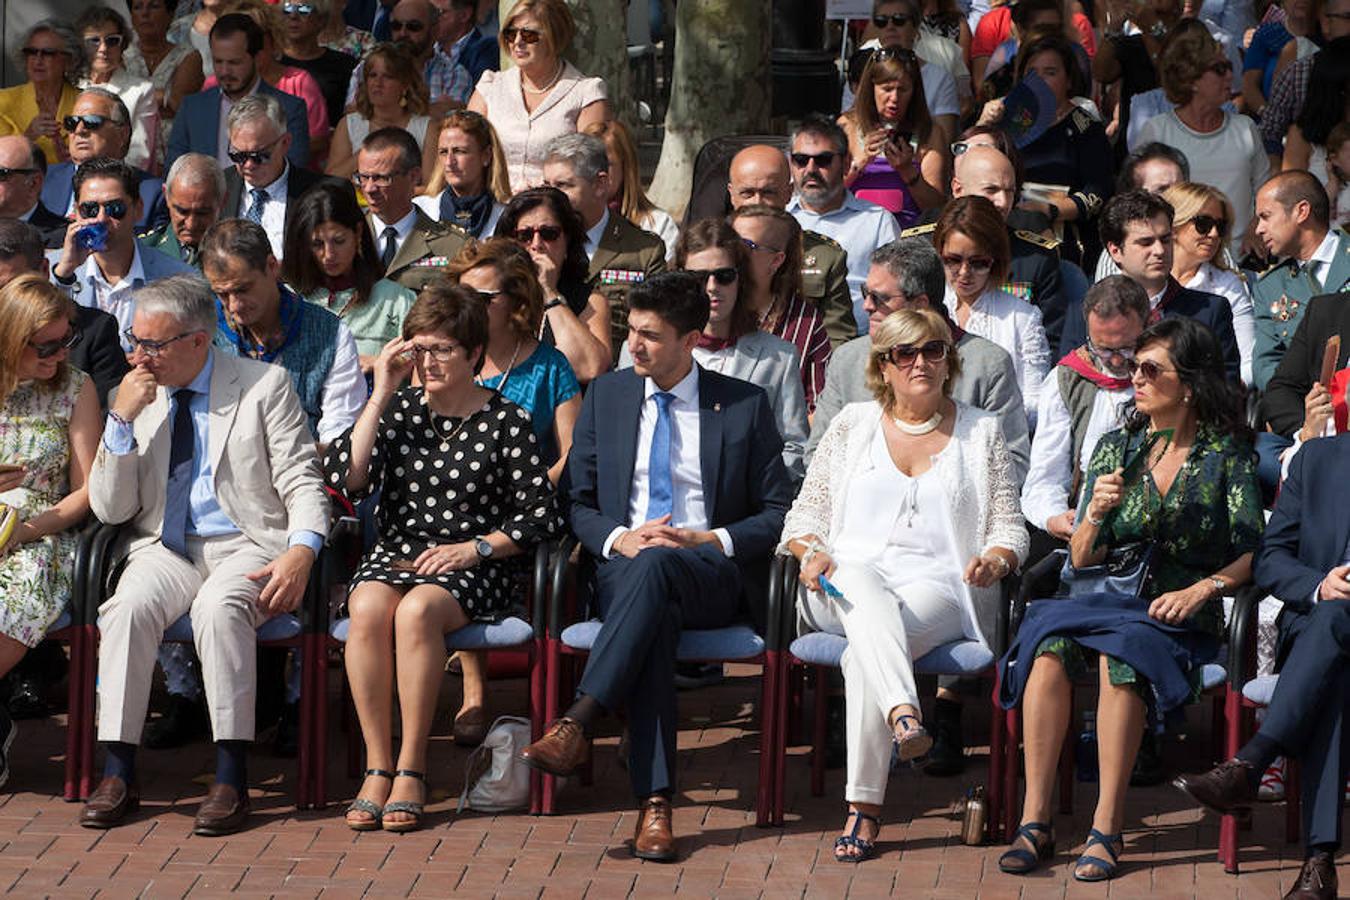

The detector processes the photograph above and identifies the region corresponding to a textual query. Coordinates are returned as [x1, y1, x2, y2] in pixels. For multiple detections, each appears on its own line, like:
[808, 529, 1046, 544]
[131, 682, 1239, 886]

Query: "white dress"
[944, 286, 1051, 430]
[346, 113, 430, 152]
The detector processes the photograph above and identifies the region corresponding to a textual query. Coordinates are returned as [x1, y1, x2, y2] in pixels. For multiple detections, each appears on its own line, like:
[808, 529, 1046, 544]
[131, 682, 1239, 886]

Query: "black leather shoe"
[1285, 851, 1337, 899]
[7, 676, 49, 720]
[1173, 758, 1258, 815]
[272, 702, 299, 758]
[144, 694, 209, 750]
[924, 699, 966, 777]
[1130, 730, 1166, 786]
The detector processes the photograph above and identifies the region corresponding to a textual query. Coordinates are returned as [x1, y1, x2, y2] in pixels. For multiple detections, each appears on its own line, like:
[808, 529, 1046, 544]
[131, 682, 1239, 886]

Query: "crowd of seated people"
[2, 0, 1350, 894]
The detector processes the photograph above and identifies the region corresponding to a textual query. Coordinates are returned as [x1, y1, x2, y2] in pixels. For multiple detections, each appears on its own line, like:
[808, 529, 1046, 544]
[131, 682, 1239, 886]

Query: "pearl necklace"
[522, 61, 564, 95]
[891, 411, 943, 435]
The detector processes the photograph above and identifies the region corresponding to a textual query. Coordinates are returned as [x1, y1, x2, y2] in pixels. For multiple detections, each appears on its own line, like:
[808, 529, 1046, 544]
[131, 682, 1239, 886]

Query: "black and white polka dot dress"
[323, 388, 562, 621]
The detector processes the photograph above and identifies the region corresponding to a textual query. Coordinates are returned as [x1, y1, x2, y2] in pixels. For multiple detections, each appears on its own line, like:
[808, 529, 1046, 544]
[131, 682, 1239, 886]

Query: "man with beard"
[343, 0, 472, 116]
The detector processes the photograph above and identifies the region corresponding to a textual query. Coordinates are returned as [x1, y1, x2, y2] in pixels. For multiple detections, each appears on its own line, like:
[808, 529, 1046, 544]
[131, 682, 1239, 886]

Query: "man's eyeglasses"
[64, 114, 120, 132]
[683, 267, 738, 286]
[861, 286, 906, 308]
[83, 34, 125, 49]
[502, 27, 542, 45]
[228, 134, 285, 166]
[78, 199, 129, 220]
[122, 329, 195, 358]
[872, 13, 914, 27]
[351, 169, 410, 188]
[1124, 358, 1174, 381]
[389, 18, 425, 31]
[513, 225, 563, 243]
[789, 151, 841, 169]
[22, 47, 67, 59]
[281, 2, 316, 14]
[941, 254, 994, 274]
[1086, 338, 1136, 368]
[1188, 214, 1227, 237]
[409, 343, 461, 363]
[0, 167, 38, 181]
[882, 340, 949, 368]
[29, 327, 81, 359]
[740, 236, 783, 254]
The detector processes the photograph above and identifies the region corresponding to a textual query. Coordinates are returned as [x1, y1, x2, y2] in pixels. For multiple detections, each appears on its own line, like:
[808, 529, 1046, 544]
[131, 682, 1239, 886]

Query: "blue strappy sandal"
[998, 821, 1056, 874]
[834, 810, 880, 863]
[1073, 828, 1124, 882]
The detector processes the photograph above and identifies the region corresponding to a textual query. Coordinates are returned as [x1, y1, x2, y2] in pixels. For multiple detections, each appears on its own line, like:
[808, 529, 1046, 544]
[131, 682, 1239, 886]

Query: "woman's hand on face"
[371, 337, 414, 400]
[533, 250, 561, 293]
[1147, 584, 1210, 625]
[976, 100, 1004, 128]
[412, 541, 479, 575]
[799, 550, 836, 593]
[1087, 467, 1125, 523]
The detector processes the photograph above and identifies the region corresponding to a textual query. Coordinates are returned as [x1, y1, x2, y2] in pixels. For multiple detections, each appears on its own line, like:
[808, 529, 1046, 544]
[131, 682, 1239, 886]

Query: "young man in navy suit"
[1177, 434, 1350, 900]
[520, 272, 793, 861]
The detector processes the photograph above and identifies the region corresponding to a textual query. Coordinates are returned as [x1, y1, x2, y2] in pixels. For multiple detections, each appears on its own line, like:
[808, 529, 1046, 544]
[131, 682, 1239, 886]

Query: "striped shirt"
[765, 293, 832, 413]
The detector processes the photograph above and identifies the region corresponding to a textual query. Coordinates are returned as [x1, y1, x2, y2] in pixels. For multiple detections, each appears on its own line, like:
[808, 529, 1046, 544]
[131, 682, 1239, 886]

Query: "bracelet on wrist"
[1085, 510, 1105, 527]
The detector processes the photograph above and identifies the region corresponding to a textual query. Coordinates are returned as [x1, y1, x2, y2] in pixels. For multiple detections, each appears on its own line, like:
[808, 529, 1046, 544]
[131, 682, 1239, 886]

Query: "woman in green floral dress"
[999, 318, 1263, 881]
[0, 275, 101, 752]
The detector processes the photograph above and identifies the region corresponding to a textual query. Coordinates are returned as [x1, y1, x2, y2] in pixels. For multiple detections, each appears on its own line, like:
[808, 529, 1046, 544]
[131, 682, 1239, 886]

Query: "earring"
[400, 91, 409, 109]
[1184, 393, 1193, 405]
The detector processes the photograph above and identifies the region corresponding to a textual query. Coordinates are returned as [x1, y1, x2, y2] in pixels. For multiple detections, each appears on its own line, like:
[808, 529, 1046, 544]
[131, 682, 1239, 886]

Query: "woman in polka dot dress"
[323, 282, 561, 833]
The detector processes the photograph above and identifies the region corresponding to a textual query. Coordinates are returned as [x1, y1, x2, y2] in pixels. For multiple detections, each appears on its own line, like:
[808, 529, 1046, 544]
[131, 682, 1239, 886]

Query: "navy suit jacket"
[166, 83, 310, 173]
[1057, 276, 1241, 382]
[456, 28, 499, 88]
[1254, 434, 1350, 661]
[41, 162, 168, 233]
[562, 366, 793, 628]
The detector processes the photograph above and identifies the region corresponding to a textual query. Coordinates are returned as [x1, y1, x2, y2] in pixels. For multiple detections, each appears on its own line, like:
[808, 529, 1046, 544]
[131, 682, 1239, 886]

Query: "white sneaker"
[1258, 757, 1285, 801]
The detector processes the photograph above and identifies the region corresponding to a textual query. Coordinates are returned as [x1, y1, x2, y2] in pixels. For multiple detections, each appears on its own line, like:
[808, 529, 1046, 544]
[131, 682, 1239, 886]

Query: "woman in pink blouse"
[467, 0, 609, 194]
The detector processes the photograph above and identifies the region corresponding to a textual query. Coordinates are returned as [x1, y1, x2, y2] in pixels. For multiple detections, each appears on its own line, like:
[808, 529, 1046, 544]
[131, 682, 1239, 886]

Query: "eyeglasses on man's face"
[351, 169, 411, 188]
[122, 329, 196, 358]
[78, 199, 129, 220]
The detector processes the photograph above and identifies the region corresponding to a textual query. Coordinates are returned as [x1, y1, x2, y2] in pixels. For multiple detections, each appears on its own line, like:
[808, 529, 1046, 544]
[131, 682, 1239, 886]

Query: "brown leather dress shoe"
[1285, 852, 1337, 900]
[633, 795, 677, 861]
[452, 707, 489, 747]
[193, 783, 251, 836]
[80, 776, 139, 829]
[1173, 758, 1258, 815]
[518, 717, 589, 776]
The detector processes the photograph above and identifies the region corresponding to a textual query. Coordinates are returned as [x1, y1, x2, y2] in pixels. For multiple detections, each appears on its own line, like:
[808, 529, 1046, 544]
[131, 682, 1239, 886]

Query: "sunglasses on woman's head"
[884, 340, 949, 367]
[872, 46, 918, 63]
[1124, 358, 1174, 381]
[503, 27, 542, 45]
[1189, 214, 1227, 237]
[29, 327, 80, 359]
[683, 267, 738, 286]
[77, 199, 128, 220]
[514, 225, 562, 243]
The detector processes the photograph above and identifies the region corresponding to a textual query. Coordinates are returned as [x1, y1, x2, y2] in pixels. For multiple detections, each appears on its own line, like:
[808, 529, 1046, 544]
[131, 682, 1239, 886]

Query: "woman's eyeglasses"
[503, 27, 542, 45]
[22, 47, 67, 59]
[883, 340, 949, 368]
[683, 267, 738, 286]
[1124, 358, 1174, 381]
[514, 225, 562, 243]
[409, 344, 460, 363]
[1188, 214, 1227, 237]
[29, 327, 81, 359]
[941, 254, 994, 274]
[77, 199, 129, 220]
[83, 34, 124, 49]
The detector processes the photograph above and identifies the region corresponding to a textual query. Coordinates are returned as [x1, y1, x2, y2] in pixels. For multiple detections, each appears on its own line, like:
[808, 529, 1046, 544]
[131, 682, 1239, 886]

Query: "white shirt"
[788, 192, 901, 334]
[237, 164, 291, 261]
[583, 208, 610, 262]
[1301, 229, 1341, 291]
[368, 207, 420, 262]
[1184, 262, 1255, 386]
[68, 243, 149, 350]
[601, 365, 734, 559]
[1021, 366, 1132, 531]
[945, 286, 1051, 429]
[318, 322, 369, 444]
[217, 79, 262, 167]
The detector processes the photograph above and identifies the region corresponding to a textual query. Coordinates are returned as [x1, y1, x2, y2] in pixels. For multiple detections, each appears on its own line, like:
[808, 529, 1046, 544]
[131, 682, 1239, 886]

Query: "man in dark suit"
[0, 137, 67, 249]
[1057, 190, 1240, 381]
[166, 14, 310, 173]
[431, 0, 498, 88]
[219, 95, 345, 262]
[519, 273, 792, 861]
[1176, 434, 1350, 900]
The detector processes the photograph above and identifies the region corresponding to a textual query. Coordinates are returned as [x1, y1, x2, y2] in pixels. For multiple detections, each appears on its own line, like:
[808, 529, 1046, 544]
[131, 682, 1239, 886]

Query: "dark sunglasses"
[64, 114, 118, 132]
[883, 340, 949, 368]
[389, 18, 425, 31]
[83, 34, 124, 48]
[872, 13, 914, 27]
[1189, 214, 1228, 237]
[683, 267, 738, 286]
[29, 327, 81, 359]
[77, 199, 128, 220]
[1124, 358, 1174, 381]
[514, 225, 562, 243]
[281, 2, 316, 14]
[0, 167, 38, 181]
[789, 151, 840, 169]
[227, 134, 284, 166]
[502, 27, 542, 45]
[22, 47, 66, 58]
[941, 254, 994, 274]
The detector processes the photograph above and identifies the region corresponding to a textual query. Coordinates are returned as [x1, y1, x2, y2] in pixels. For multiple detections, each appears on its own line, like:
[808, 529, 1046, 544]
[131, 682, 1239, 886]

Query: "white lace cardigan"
[778, 399, 1029, 648]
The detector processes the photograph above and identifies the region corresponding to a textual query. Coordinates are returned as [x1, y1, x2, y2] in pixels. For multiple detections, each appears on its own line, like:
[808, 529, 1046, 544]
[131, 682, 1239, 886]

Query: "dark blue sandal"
[833, 810, 880, 863]
[891, 713, 933, 761]
[1073, 828, 1124, 882]
[345, 768, 393, 832]
[998, 821, 1056, 874]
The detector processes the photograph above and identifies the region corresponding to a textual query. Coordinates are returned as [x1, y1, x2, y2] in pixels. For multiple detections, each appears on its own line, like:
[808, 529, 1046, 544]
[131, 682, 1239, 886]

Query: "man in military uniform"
[1252, 172, 1350, 392]
[359, 127, 469, 295]
[142, 153, 225, 269]
[900, 145, 1068, 348]
[726, 145, 858, 348]
[541, 133, 666, 354]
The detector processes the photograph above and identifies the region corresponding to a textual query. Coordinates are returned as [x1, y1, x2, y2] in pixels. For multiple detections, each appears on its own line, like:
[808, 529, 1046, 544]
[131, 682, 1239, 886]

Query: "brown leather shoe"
[633, 795, 677, 861]
[518, 717, 589, 776]
[79, 776, 139, 829]
[452, 707, 489, 747]
[1285, 852, 1337, 899]
[193, 782, 251, 836]
[1173, 758, 1258, 815]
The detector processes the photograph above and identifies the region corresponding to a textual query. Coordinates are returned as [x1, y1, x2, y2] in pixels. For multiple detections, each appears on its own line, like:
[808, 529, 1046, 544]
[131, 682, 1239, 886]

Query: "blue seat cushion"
[1200, 663, 1227, 692]
[46, 608, 72, 634]
[559, 620, 764, 661]
[790, 632, 994, 675]
[330, 615, 533, 650]
[159, 613, 301, 643]
[1243, 674, 1278, 706]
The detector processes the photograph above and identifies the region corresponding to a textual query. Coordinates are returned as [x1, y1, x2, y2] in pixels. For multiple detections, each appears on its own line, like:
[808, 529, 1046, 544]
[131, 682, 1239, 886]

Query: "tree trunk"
[497, 0, 634, 122]
[647, 0, 773, 218]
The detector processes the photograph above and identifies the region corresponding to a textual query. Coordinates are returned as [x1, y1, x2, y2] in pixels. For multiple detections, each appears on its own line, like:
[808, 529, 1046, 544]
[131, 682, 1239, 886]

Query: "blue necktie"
[246, 188, 266, 225]
[372, 3, 392, 41]
[645, 392, 675, 521]
[161, 388, 196, 558]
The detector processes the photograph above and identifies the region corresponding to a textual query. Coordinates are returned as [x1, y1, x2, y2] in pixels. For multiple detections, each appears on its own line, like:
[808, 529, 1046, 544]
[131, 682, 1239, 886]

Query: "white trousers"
[800, 562, 967, 805]
[97, 533, 269, 744]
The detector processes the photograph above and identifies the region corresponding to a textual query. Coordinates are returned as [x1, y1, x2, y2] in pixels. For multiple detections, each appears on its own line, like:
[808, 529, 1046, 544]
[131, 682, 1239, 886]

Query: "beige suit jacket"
[88, 351, 331, 558]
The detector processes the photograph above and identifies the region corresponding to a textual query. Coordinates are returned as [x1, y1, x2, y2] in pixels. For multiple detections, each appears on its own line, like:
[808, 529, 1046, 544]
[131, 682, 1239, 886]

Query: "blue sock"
[214, 740, 248, 790]
[103, 742, 136, 783]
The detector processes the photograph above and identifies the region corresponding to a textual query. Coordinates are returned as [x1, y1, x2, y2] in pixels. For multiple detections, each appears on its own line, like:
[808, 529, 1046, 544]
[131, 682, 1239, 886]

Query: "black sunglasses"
[883, 340, 949, 368]
[0, 167, 38, 181]
[872, 13, 914, 27]
[29, 326, 81, 359]
[22, 47, 66, 58]
[77, 199, 128, 220]
[514, 225, 562, 243]
[1124, 358, 1174, 381]
[502, 27, 542, 45]
[789, 151, 840, 169]
[1189, 214, 1228, 237]
[64, 114, 119, 132]
[227, 134, 284, 166]
[390, 18, 425, 31]
[683, 267, 738, 286]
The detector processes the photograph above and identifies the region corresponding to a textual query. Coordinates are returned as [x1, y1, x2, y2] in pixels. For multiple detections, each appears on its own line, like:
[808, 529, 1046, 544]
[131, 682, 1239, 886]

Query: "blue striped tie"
[645, 392, 675, 521]
[246, 188, 266, 225]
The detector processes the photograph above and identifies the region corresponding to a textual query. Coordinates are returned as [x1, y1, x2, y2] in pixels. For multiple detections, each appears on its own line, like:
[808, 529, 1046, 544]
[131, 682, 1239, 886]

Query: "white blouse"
[945, 286, 1051, 430]
[1183, 262, 1255, 386]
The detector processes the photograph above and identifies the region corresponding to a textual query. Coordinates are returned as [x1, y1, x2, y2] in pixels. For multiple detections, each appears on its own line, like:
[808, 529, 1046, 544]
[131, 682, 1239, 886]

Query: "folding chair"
[538, 535, 783, 826]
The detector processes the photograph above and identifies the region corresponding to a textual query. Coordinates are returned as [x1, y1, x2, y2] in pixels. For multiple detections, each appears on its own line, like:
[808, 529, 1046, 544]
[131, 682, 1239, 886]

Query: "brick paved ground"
[0, 663, 1330, 897]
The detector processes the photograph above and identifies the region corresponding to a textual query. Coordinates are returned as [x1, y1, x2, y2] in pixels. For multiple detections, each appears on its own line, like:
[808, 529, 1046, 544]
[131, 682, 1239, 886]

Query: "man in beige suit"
[79, 275, 330, 836]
